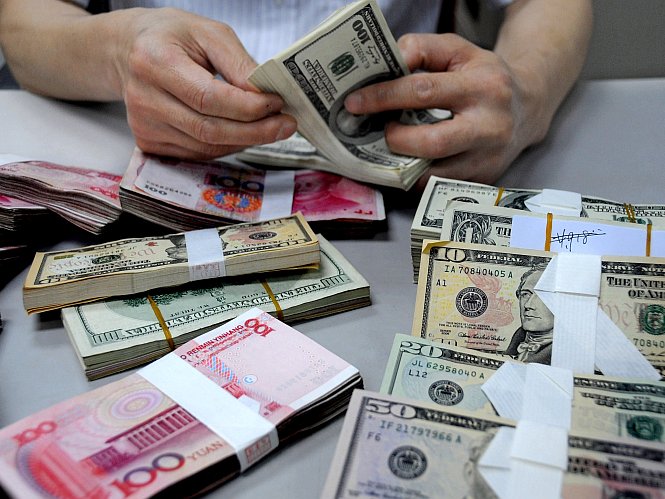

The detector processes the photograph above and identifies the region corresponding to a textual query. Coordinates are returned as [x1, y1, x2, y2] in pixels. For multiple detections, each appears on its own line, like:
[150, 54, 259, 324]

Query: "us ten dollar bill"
[321, 389, 665, 499]
[381, 334, 665, 443]
[413, 241, 665, 370]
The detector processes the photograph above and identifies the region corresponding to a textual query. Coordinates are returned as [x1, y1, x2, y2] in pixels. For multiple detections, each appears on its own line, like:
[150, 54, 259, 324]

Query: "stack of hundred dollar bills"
[243, 0, 450, 190]
[0, 309, 363, 498]
[23, 213, 320, 314]
[411, 176, 665, 281]
[62, 236, 370, 380]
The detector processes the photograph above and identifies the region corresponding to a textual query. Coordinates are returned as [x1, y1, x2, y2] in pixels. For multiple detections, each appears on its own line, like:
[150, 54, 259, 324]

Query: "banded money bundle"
[23, 213, 320, 314]
[382, 334, 665, 442]
[322, 390, 665, 498]
[62, 236, 371, 380]
[0, 156, 122, 234]
[412, 240, 665, 375]
[0, 194, 55, 232]
[0, 308, 363, 498]
[411, 176, 665, 280]
[119, 148, 386, 236]
[248, 0, 449, 190]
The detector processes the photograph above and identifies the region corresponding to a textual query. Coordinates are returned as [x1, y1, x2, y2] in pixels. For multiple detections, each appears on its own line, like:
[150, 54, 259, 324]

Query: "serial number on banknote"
[408, 361, 488, 379]
[377, 420, 461, 442]
[439, 264, 514, 278]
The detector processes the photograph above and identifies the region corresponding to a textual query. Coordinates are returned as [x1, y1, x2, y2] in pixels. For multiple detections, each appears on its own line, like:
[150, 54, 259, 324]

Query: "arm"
[344, 0, 593, 188]
[0, 0, 297, 159]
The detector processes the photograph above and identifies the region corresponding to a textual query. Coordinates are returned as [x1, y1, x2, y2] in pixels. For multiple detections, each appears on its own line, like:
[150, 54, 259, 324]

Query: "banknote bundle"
[62, 236, 371, 379]
[0, 156, 123, 234]
[0, 308, 363, 498]
[412, 240, 665, 375]
[322, 390, 665, 498]
[247, 0, 450, 190]
[0, 194, 55, 232]
[410, 176, 665, 280]
[382, 335, 665, 442]
[119, 149, 386, 236]
[23, 213, 320, 314]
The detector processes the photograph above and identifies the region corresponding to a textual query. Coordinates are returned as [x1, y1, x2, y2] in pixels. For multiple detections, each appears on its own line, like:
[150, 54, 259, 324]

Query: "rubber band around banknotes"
[185, 228, 226, 281]
[544, 212, 553, 251]
[493, 187, 505, 206]
[260, 279, 284, 321]
[147, 295, 176, 351]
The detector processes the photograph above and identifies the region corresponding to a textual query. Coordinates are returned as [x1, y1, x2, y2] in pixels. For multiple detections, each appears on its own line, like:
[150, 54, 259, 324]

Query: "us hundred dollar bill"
[248, 0, 450, 190]
[381, 334, 665, 442]
[413, 241, 665, 372]
[321, 390, 665, 499]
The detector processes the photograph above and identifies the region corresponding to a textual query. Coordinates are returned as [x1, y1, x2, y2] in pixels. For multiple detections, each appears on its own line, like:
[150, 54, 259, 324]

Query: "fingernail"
[344, 92, 362, 112]
[276, 121, 296, 141]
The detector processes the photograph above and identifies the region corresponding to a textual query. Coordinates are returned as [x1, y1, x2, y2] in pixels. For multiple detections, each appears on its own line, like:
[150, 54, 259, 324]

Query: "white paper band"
[259, 170, 295, 221]
[480, 362, 573, 499]
[184, 229, 226, 281]
[138, 354, 278, 471]
[524, 189, 582, 217]
[0, 154, 39, 166]
[535, 254, 601, 373]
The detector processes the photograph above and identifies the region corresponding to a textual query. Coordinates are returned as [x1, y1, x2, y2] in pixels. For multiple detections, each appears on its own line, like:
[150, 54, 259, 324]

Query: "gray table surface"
[1, 78, 664, 498]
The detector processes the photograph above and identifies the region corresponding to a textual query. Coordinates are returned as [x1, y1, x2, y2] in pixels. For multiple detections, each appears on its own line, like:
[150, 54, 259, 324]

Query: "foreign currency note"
[413, 241, 665, 368]
[413, 176, 665, 237]
[440, 201, 665, 257]
[122, 149, 384, 223]
[381, 334, 665, 442]
[321, 390, 665, 499]
[0, 308, 360, 498]
[249, 0, 448, 188]
[25, 213, 317, 286]
[61, 237, 370, 377]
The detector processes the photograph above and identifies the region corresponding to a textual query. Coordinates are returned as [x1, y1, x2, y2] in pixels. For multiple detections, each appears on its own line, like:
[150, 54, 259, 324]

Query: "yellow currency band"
[494, 187, 505, 206]
[624, 203, 636, 223]
[646, 224, 653, 257]
[544, 212, 553, 251]
[261, 279, 284, 321]
[147, 295, 176, 351]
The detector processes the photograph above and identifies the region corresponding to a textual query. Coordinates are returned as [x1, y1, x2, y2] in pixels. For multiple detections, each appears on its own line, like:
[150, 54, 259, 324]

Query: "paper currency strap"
[184, 228, 226, 281]
[138, 350, 278, 472]
[480, 363, 573, 499]
[147, 295, 176, 351]
[260, 280, 285, 321]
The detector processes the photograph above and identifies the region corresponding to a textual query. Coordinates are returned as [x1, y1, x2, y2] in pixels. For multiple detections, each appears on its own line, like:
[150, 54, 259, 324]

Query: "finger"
[127, 85, 297, 146]
[139, 48, 285, 121]
[385, 117, 477, 159]
[413, 153, 502, 192]
[344, 71, 469, 115]
[398, 33, 479, 73]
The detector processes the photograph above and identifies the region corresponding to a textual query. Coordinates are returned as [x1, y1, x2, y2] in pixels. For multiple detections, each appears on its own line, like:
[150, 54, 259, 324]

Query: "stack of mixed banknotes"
[0, 308, 363, 498]
[411, 176, 665, 281]
[0, 156, 123, 234]
[120, 149, 386, 237]
[324, 343, 665, 498]
[243, 0, 450, 190]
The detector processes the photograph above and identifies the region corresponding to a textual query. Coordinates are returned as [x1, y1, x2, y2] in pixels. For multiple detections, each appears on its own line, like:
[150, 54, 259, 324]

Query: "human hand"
[344, 33, 546, 190]
[118, 8, 297, 159]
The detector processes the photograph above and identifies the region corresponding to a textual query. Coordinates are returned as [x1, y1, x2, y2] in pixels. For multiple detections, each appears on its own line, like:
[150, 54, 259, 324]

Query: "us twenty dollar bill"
[321, 390, 665, 499]
[248, 0, 449, 189]
[381, 334, 665, 442]
[413, 241, 665, 369]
